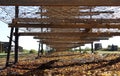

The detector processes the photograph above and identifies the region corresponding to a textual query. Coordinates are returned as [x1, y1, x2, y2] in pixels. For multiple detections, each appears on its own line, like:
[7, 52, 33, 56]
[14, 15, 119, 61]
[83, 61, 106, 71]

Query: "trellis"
[0, 0, 120, 67]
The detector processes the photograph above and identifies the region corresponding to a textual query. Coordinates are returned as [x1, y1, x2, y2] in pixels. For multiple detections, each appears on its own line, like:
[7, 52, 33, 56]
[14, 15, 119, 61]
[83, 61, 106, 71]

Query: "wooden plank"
[50, 45, 88, 48]
[36, 37, 108, 41]
[34, 34, 112, 38]
[51, 44, 86, 49]
[13, 18, 120, 24]
[42, 41, 93, 44]
[36, 11, 114, 18]
[37, 11, 114, 15]
[54, 47, 71, 49]
[48, 45, 84, 49]
[44, 42, 85, 45]
[34, 36, 109, 39]
[40, 38, 104, 42]
[34, 36, 111, 39]
[49, 44, 80, 47]
[9, 23, 120, 29]
[0, 0, 120, 6]
[18, 32, 120, 36]
[50, 45, 83, 49]
[50, 45, 81, 48]
[42, 6, 91, 12]
[44, 43, 84, 45]
[41, 39, 100, 43]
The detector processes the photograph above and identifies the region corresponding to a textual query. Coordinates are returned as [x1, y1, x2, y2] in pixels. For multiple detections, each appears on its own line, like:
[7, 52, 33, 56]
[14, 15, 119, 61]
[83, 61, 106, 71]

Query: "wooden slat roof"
[1, 1, 120, 51]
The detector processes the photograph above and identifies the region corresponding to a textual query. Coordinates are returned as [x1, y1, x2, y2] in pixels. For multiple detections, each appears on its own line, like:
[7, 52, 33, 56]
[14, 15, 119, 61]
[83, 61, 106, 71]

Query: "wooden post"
[14, 28, 19, 64]
[14, 6, 19, 64]
[91, 42, 94, 53]
[41, 42, 43, 55]
[40, 6, 44, 55]
[40, 28, 43, 55]
[79, 46, 81, 53]
[0, 42, 2, 53]
[6, 27, 14, 67]
[38, 41, 41, 56]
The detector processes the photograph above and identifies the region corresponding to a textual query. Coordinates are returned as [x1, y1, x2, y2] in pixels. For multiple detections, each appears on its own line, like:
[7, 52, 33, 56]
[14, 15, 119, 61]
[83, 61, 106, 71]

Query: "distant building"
[0, 41, 23, 53]
[94, 43, 102, 50]
[11, 45, 23, 52]
[0, 42, 9, 52]
[108, 44, 118, 51]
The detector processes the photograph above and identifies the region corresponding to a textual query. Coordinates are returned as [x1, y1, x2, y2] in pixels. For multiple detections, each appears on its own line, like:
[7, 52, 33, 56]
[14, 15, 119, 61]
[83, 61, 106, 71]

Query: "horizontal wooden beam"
[35, 35, 112, 38]
[54, 48, 71, 51]
[48, 45, 84, 48]
[44, 43, 84, 45]
[37, 11, 114, 14]
[43, 6, 93, 10]
[36, 37, 108, 41]
[54, 49, 69, 51]
[9, 23, 120, 29]
[13, 18, 120, 24]
[40, 38, 108, 42]
[42, 41, 93, 44]
[47, 42, 85, 49]
[36, 11, 114, 17]
[34, 36, 111, 39]
[34, 36, 109, 39]
[50, 44, 85, 49]
[42, 40, 99, 43]
[54, 47, 71, 49]
[34, 37, 83, 39]
[18, 32, 120, 37]
[42, 41, 93, 45]
[49, 45, 82, 48]
[51, 46, 75, 48]
[49, 44, 82, 47]
[41, 14, 98, 18]
[0, 0, 120, 6]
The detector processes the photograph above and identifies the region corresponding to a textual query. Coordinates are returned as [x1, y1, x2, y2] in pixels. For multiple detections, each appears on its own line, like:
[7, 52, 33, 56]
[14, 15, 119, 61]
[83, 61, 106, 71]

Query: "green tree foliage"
[29, 49, 37, 54]
[23, 49, 29, 53]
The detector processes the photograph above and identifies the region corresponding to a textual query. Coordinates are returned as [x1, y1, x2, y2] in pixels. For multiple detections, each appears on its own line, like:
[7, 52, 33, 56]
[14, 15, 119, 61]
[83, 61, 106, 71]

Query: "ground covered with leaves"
[0, 51, 120, 76]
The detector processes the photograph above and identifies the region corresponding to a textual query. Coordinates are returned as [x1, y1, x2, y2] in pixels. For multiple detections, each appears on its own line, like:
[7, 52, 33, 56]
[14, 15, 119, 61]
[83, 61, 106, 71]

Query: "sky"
[0, 21, 39, 50]
[1, 21, 120, 50]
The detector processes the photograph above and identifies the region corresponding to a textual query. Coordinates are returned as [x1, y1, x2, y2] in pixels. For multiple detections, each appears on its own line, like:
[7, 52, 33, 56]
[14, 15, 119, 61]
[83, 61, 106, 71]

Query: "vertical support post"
[14, 28, 19, 64]
[0, 43, 3, 53]
[79, 46, 81, 53]
[73, 44, 75, 51]
[14, 6, 19, 64]
[91, 42, 94, 53]
[38, 41, 41, 57]
[41, 42, 43, 55]
[40, 6, 44, 55]
[6, 27, 14, 67]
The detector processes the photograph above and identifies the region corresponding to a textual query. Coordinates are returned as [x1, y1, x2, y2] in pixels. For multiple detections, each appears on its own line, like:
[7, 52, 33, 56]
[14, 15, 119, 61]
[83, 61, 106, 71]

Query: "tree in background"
[29, 49, 37, 54]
